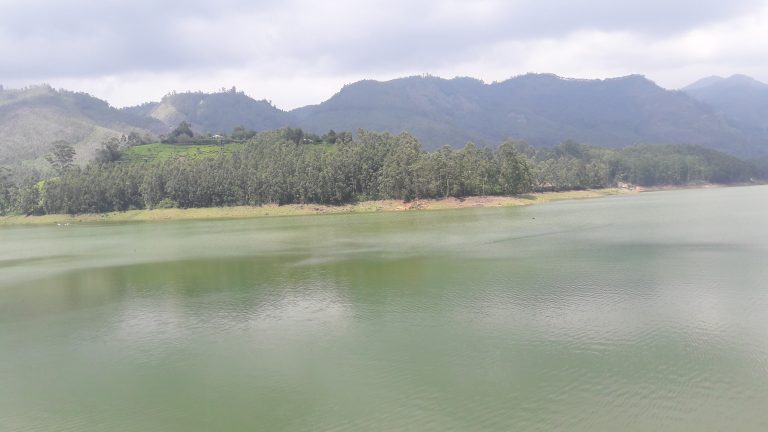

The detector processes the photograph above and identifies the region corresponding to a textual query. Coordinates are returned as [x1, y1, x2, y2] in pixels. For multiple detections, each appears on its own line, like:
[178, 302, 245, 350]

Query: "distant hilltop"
[2, 73, 768, 165]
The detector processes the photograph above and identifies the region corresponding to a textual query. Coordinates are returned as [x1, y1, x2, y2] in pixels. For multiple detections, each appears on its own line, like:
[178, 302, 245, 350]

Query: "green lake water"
[2, 186, 768, 431]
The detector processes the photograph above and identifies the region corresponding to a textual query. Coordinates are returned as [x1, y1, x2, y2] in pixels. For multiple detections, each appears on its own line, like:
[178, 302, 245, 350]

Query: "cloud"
[0, 0, 766, 108]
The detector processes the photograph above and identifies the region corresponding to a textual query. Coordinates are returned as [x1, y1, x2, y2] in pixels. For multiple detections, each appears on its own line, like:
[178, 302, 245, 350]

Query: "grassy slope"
[0, 86, 165, 165]
[119, 142, 244, 164]
[0, 189, 630, 225]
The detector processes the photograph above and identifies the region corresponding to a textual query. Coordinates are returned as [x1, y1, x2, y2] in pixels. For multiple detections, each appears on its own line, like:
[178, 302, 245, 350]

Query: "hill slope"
[294, 74, 762, 156]
[123, 89, 292, 134]
[4, 74, 768, 166]
[683, 74, 768, 137]
[0, 85, 165, 165]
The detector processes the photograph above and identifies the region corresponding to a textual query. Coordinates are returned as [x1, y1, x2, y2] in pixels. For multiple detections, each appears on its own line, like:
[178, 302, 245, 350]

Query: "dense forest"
[0, 127, 760, 216]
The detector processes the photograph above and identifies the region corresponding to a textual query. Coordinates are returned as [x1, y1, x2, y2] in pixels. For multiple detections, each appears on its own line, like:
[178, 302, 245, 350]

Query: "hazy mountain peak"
[683, 76, 725, 91]
[684, 74, 767, 91]
[725, 74, 768, 87]
[683, 73, 768, 138]
[609, 74, 653, 83]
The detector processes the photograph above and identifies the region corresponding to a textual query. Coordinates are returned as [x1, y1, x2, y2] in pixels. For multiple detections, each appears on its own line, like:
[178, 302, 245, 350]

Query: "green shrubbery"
[0, 128, 760, 216]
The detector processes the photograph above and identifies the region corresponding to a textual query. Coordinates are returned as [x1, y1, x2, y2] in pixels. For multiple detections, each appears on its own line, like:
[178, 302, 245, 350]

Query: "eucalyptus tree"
[45, 141, 76, 175]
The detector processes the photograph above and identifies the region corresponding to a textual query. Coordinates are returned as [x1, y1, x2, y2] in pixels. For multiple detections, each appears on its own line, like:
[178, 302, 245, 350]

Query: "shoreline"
[635, 182, 762, 192]
[0, 188, 633, 226]
[4, 182, 761, 226]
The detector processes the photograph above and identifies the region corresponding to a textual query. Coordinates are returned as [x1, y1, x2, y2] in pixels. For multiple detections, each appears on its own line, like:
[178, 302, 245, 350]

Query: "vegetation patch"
[120, 143, 244, 164]
[0, 127, 761, 218]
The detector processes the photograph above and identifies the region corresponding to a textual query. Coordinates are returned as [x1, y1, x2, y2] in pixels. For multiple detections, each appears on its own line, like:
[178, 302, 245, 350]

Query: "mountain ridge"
[292, 73, 761, 155]
[2, 73, 768, 166]
[683, 74, 768, 138]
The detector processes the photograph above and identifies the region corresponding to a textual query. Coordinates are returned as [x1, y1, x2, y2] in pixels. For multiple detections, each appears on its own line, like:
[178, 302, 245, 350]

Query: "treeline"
[0, 129, 760, 216]
[529, 141, 757, 190]
[161, 121, 348, 145]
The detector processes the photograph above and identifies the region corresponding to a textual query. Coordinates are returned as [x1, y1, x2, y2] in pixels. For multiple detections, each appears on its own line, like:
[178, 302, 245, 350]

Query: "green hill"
[0, 85, 165, 165]
[122, 89, 292, 134]
[293, 74, 762, 156]
[4, 74, 768, 168]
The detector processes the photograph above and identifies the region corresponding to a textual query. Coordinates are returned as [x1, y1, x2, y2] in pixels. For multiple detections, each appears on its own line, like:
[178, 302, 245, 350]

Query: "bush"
[155, 198, 178, 209]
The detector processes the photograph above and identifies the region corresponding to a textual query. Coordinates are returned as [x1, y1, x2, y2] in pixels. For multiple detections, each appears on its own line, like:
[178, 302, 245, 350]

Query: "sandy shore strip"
[0, 188, 635, 225]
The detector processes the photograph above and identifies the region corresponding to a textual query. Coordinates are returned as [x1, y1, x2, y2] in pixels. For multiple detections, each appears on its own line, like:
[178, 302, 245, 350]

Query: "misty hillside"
[3, 74, 768, 167]
[123, 89, 292, 134]
[683, 74, 768, 136]
[0, 85, 165, 165]
[292, 77, 494, 149]
[294, 74, 762, 156]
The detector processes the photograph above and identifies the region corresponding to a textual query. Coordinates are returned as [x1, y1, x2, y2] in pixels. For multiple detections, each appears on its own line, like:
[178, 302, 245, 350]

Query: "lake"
[2, 186, 768, 431]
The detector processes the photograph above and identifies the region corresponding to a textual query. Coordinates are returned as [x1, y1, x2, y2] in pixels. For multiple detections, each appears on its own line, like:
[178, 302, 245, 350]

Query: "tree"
[323, 130, 338, 144]
[0, 167, 12, 214]
[45, 141, 76, 175]
[231, 126, 257, 141]
[496, 141, 532, 194]
[17, 129, 761, 216]
[94, 138, 122, 164]
[380, 133, 422, 200]
[169, 121, 194, 142]
[125, 131, 149, 147]
[15, 179, 43, 215]
[283, 127, 304, 144]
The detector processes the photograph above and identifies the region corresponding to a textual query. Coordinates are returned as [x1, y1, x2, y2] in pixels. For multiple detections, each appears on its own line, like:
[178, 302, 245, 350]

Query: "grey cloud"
[0, 0, 284, 77]
[284, 0, 765, 73]
[508, 0, 762, 34]
[0, 0, 764, 80]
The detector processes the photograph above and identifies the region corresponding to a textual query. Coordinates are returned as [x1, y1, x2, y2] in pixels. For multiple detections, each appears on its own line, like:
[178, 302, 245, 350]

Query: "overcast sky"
[1, 0, 767, 109]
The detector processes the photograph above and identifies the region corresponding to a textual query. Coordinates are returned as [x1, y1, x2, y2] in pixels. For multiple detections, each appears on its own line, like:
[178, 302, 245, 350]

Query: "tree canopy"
[44, 141, 76, 175]
[0, 128, 760, 216]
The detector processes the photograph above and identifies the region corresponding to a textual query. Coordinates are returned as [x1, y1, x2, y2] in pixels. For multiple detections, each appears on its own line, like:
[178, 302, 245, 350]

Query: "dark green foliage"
[0, 167, 12, 215]
[380, 133, 422, 200]
[496, 142, 533, 194]
[14, 179, 43, 215]
[617, 144, 756, 186]
[323, 130, 338, 144]
[231, 126, 257, 141]
[45, 141, 76, 175]
[41, 164, 144, 214]
[282, 127, 305, 144]
[164, 121, 195, 143]
[0, 129, 760, 216]
[155, 198, 178, 209]
[531, 142, 757, 190]
[94, 138, 123, 164]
